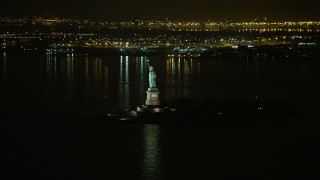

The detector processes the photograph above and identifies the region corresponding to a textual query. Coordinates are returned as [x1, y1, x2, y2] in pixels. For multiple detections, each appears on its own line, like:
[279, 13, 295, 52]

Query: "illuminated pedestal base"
[107, 86, 176, 123]
[145, 88, 160, 106]
[132, 88, 175, 122]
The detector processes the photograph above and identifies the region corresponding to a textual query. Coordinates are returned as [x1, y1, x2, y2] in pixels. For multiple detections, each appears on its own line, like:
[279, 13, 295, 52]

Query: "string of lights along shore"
[1, 16, 319, 55]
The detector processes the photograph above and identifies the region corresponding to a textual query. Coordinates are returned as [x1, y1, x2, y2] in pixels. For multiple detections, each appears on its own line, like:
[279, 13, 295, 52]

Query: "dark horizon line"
[1, 15, 320, 22]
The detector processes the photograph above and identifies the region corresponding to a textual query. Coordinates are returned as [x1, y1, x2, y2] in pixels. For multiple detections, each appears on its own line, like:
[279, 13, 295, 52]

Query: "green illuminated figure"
[147, 60, 157, 88]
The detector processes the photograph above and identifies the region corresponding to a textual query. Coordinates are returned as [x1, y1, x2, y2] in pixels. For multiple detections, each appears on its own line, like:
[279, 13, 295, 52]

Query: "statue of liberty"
[145, 59, 160, 106]
[147, 60, 157, 89]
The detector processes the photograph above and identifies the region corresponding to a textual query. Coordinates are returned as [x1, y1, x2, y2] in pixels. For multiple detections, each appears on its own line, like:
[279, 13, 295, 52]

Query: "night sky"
[1, 0, 320, 21]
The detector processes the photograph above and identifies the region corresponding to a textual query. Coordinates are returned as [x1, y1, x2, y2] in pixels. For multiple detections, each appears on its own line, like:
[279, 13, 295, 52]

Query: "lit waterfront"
[1, 17, 320, 54]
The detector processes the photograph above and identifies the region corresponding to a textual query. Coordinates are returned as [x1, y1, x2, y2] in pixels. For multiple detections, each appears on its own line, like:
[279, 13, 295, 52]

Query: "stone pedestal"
[145, 89, 160, 106]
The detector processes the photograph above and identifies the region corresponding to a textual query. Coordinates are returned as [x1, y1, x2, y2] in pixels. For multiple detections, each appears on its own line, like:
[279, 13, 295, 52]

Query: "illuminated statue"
[145, 59, 160, 106]
[147, 60, 157, 88]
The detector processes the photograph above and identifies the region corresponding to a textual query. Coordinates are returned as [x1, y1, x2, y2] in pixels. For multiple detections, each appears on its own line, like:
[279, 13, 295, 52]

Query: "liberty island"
[107, 59, 175, 123]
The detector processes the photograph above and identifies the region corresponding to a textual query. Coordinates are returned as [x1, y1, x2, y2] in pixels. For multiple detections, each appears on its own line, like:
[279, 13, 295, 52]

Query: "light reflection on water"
[44, 54, 112, 113]
[39, 53, 320, 115]
[3, 52, 7, 83]
[43, 54, 204, 112]
[136, 56, 147, 106]
[142, 124, 164, 180]
[165, 57, 199, 103]
[119, 56, 130, 111]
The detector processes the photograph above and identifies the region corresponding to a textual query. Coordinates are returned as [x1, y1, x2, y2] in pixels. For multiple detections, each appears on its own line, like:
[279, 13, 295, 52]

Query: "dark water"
[1, 52, 320, 178]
